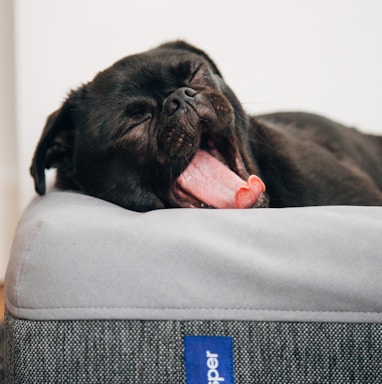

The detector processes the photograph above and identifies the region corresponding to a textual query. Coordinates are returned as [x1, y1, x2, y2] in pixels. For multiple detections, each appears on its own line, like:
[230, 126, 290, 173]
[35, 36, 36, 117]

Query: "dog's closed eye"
[188, 62, 217, 88]
[111, 102, 152, 142]
[125, 102, 152, 119]
[188, 62, 203, 83]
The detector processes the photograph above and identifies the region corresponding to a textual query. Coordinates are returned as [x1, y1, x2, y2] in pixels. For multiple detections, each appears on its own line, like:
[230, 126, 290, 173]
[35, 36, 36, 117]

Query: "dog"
[30, 41, 382, 211]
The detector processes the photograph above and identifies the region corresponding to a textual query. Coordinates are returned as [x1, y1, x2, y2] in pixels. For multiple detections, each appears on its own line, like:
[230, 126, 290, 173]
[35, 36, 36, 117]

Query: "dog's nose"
[164, 87, 197, 115]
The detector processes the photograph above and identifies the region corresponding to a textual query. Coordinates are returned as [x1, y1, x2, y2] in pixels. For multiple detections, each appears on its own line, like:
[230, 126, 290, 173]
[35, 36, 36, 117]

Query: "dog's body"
[251, 112, 382, 207]
[31, 41, 382, 211]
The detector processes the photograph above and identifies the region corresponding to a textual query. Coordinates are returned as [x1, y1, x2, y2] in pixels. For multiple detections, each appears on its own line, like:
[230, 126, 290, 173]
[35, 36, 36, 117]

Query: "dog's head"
[31, 41, 268, 211]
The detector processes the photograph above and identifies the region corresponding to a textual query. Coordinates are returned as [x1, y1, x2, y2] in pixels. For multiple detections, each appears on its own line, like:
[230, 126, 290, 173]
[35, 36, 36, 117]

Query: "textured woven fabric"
[0, 321, 5, 384]
[5, 311, 382, 383]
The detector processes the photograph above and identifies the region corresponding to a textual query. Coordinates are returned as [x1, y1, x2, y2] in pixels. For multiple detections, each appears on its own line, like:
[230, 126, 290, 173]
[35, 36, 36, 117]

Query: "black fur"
[31, 41, 382, 211]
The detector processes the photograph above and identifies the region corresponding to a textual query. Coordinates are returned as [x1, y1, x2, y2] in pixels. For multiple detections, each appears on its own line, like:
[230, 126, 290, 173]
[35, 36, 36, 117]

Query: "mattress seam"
[10, 305, 382, 315]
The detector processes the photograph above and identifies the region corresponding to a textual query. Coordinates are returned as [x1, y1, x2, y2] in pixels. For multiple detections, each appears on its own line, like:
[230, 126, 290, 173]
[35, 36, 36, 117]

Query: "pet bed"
[4, 190, 382, 383]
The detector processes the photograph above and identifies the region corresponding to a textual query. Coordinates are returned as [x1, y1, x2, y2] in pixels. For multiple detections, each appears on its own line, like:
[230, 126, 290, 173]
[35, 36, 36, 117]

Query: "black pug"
[31, 41, 382, 211]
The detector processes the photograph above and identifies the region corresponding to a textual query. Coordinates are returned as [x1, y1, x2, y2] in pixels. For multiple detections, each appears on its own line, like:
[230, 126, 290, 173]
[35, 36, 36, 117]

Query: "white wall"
[2, 0, 381, 279]
[0, 0, 18, 282]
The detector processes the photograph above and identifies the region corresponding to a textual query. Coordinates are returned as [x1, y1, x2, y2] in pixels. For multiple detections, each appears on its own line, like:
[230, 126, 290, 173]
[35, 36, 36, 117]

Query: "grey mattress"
[4, 191, 382, 383]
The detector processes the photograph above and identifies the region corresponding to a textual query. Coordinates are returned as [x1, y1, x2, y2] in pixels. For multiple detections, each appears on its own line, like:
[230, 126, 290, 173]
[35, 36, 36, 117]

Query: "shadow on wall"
[0, 0, 19, 283]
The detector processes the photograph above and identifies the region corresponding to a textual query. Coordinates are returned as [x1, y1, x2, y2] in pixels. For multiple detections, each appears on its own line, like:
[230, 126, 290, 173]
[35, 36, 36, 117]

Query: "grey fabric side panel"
[5, 191, 382, 322]
[6, 311, 382, 384]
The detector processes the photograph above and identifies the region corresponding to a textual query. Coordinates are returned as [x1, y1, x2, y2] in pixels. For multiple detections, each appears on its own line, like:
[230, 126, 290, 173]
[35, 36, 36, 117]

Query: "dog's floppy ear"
[30, 96, 76, 195]
[159, 40, 223, 77]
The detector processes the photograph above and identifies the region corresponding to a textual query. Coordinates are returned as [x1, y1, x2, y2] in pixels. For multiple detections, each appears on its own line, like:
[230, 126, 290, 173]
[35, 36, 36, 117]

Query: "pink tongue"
[176, 150, 265, 208]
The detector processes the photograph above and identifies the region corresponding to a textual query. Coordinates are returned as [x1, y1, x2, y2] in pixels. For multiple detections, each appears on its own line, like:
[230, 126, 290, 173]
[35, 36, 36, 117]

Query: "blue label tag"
[184, 336, 235, 384]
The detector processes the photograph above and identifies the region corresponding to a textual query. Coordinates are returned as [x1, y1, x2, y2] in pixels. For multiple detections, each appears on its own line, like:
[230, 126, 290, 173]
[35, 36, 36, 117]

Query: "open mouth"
[174, 124, 266, 209]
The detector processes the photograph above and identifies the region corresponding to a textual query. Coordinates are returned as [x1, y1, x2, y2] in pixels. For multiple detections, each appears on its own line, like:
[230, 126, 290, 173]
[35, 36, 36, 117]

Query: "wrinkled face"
[31, 41, 268, 211]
